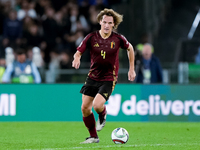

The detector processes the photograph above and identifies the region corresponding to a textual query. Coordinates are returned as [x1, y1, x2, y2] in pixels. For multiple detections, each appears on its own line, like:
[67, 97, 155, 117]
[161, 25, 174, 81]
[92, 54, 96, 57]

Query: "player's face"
[100, 15, 114, 34]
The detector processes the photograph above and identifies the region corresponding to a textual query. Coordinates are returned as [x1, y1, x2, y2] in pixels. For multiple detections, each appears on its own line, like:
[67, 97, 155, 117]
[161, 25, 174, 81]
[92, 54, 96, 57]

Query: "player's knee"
[93, 103, 101, 112]
[81, 105, 90, 115]
[81, 105, 88, 112]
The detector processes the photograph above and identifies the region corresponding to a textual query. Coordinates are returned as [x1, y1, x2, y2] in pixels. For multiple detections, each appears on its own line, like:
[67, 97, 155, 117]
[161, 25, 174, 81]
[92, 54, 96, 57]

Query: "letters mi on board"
[0, 94, 16, 116]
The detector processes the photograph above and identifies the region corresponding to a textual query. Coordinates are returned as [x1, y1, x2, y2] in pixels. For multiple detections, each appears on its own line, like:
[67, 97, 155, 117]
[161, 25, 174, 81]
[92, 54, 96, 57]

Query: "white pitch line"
[23, 143, 200, 150]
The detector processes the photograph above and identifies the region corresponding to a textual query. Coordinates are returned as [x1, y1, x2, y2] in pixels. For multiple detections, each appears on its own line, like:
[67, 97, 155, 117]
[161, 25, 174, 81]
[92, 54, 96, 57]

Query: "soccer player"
[72, 8, 136, 144]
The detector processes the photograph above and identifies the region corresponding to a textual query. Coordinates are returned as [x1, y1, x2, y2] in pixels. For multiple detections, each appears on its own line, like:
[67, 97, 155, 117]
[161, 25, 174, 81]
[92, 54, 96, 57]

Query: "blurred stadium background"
[0, 0, 200, 84]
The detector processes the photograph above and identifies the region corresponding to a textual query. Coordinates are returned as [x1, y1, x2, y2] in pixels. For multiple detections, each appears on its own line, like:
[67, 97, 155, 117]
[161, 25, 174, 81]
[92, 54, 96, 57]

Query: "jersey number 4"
[101, 50, 106, 59]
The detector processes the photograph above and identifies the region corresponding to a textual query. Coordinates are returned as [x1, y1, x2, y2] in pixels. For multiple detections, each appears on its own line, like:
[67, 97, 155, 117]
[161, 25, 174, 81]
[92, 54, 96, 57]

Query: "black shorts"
[80, 77, 117, 101]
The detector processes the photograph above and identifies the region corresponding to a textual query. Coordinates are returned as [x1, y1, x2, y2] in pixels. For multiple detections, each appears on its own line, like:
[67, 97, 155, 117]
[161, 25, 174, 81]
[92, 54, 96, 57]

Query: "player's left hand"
[128, 70, 136, 81]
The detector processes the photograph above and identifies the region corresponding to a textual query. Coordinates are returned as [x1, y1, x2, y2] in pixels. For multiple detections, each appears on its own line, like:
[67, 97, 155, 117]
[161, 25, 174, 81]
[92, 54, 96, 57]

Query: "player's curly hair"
[97, 8, 123, 29]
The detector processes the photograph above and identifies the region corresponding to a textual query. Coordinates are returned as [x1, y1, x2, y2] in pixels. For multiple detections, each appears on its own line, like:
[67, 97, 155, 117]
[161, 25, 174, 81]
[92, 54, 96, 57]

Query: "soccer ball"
[111, 127, 129, 144]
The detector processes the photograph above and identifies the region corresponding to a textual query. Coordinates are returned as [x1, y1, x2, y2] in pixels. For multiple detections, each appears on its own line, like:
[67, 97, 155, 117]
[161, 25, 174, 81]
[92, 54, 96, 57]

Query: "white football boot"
[80, 137, 99, 144]
[96, 112, 107, 132]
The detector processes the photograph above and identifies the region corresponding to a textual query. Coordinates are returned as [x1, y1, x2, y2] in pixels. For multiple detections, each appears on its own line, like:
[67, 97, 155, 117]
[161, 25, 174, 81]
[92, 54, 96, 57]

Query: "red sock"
[83, 113, 98, 138]
[98, 106, 106, 123]
[98, 105, 106, 117]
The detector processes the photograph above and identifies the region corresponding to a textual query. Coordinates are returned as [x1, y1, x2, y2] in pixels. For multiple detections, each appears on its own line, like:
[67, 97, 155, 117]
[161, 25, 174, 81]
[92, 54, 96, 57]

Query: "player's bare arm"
[72, 51, 82, 69]
[127, 43, 136, 81]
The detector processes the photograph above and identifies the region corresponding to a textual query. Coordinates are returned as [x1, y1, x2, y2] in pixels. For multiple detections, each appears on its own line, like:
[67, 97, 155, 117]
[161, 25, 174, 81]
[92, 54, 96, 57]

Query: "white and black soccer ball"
[111, 127, 129, 144]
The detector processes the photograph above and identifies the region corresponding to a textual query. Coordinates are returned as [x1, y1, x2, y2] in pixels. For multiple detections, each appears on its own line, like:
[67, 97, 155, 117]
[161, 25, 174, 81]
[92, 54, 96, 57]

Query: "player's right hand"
[72, 59, 80, 69]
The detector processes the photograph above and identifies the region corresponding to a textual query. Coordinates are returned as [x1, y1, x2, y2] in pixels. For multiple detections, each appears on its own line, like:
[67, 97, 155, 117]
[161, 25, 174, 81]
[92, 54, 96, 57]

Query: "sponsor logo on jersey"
[111, 41, 115, 49]
[94, 43, 99, 47]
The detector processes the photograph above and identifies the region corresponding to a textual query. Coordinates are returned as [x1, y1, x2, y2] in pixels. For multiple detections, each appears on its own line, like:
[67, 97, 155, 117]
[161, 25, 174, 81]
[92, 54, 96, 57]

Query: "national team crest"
[111, 41, 115, 49]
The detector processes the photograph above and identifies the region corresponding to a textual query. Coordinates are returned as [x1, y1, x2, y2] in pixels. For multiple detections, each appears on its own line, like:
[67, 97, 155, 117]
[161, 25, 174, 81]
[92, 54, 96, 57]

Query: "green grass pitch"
[0, 122, 199, 150]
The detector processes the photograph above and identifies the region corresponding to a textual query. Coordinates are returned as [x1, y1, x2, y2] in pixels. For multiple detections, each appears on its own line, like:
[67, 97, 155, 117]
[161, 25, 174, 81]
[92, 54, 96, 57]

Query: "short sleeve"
[120, 34, 129, 49]
[77, 33, 93, 53]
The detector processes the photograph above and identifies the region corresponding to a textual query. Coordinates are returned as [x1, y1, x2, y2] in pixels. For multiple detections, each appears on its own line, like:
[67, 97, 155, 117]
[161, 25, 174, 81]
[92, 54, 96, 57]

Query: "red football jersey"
[77, 31, 129, 81]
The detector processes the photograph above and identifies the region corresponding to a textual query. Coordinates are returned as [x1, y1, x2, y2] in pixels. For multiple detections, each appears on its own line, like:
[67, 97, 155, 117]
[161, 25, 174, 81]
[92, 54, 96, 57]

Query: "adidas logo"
[94, 43, 99, 47]
[103, 93, 108, 98]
